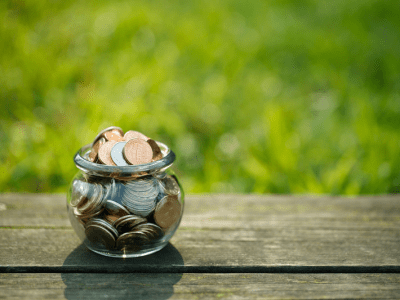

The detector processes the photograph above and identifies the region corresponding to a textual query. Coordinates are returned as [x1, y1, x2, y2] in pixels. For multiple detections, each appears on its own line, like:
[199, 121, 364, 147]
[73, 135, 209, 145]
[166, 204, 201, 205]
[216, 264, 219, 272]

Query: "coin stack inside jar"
[70, 127, 182, 252]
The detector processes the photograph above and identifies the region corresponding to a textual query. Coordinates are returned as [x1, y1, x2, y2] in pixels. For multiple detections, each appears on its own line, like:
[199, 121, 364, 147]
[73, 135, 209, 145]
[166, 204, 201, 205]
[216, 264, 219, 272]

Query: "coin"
[154, 195, 181, 229]
[121, 177, 160, 217]
[89, 137, 106, 162]
[103, 178, 118, 202]
[92, 126, 124, 145]
[147, 139, 163, 161]
[123, 138, 153, 165]
[98, 141, 118, 165]
[74, 207, 104, 225]
[85, 224, 116, 250]
[104, 130, 124, 142]
[104, 214, 119, 224]
[123, 130, 148, 141]
[86, 218, 119, 239]
[152, 172, 167, 179]
[116, 231, 149, 251]
[113, 215, 147, 234]
[71, 179, 90, 207]
[110, 141, 129, 166]
[133, 223, 164, 241]
[105, 200, 130, 218]
[160, 175, 180, 196]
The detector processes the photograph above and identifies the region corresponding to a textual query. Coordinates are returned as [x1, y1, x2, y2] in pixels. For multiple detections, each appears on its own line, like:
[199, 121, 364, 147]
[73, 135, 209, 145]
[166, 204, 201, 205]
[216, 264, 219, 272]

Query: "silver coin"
[74, 207, 104, 225]
[78, 183, 107, 215]
[103, 179, 118, 202]
[113, 215, 147, 234]
[86, 218, 119, 239]
[160, 175, 180, 195]
[152, 172, 167, 179]
[105, 200, 130, 218]
[110, 141, 129, 166]
[85, 224, 116, 250]
[71, 179, 90, 207]
[134, 223, 164, 241]
[116, 231, 149, 251]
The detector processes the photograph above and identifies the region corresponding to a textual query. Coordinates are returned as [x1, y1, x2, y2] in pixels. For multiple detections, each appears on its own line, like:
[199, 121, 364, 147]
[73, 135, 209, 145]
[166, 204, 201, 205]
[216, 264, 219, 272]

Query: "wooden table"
[0, 194, 399, 299]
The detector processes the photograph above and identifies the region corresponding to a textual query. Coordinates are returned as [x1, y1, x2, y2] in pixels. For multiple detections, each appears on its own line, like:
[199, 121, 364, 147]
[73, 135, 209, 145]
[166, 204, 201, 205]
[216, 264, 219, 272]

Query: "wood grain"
[1, 273, 400, 300]
[0, 225, 398, 271]
[1, 194, 399, 299]
[1, 194, 399, 229]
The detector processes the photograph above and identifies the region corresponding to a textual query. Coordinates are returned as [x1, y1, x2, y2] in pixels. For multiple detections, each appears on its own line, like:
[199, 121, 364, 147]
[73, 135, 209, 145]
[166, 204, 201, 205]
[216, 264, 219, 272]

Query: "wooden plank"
[0, 194, 399, 271]
[1, 273, 400, 299]
[1, 194, 400, 229]
[0, 226, 399, 271]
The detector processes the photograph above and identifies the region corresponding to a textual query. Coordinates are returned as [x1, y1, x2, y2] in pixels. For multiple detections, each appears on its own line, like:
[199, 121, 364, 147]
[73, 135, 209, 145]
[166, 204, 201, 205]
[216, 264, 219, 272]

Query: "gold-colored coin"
[98, 141, 118, 165]
[123, 139, 153, 165]
[153, 195, 181, 229]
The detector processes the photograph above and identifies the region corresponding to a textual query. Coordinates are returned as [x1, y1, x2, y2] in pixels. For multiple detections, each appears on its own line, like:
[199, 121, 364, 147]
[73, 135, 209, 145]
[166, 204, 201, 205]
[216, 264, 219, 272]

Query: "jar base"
[85, 242, 168, 258]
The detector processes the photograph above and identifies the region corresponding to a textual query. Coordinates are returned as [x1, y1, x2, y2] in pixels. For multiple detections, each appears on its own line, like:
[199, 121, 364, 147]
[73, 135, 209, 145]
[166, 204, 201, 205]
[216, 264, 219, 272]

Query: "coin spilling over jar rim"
[68, 126, 184, 258]
[87, 126, 164, 167]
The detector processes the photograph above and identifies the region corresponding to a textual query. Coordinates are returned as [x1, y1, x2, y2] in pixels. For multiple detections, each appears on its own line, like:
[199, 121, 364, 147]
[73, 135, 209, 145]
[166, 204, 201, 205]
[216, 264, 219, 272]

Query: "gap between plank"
[1, 266, 399, 273]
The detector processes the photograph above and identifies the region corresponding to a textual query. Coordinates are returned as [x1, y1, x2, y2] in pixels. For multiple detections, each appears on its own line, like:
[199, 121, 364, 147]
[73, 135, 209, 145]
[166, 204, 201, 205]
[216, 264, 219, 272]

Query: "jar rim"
[73, 141, 176, 178]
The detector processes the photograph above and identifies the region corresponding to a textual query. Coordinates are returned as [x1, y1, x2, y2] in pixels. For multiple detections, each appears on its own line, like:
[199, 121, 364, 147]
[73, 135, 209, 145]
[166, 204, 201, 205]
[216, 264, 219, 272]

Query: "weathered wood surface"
[1, 194, 400, 229]
[1, 273, 400, 299]
[0, 194, 400, 299]
[0, 227, 399, 271]
[0, 194, 399, 271]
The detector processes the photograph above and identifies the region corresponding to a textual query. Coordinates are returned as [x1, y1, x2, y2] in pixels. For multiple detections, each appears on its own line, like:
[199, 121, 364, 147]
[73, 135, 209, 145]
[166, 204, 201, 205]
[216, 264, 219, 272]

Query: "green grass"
[1, 0, 400, 194]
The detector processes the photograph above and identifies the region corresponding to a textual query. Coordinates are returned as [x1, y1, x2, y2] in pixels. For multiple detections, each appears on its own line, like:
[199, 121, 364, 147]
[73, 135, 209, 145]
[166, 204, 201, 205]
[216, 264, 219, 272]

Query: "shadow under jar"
[67, 141, 184, 258]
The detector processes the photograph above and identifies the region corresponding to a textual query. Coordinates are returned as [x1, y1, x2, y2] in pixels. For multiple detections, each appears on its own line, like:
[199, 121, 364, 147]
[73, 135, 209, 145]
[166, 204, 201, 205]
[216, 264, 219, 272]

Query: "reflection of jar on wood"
[67, 127, 184, 258]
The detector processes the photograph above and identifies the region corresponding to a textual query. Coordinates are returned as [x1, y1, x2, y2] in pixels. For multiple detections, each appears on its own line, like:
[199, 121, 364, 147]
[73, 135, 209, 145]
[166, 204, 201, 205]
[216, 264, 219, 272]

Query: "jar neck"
[74, 141, 175, 179]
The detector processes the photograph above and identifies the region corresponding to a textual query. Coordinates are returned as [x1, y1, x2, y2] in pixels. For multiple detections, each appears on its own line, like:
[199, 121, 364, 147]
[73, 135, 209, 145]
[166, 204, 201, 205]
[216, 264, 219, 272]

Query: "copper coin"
[123, 130, 148, 141]
[123, 139, 153, 165]
[85, 224, 116, 250]
[98, 141, 118, 165]
[92, 126, 124, 145]
[104, 130, 124, 142]
[104, 214, 119, 224]
[105, 200, 130, 218]
[147, 139, 163, 161]
[154, 195, 181, 229]
[89, 137, 106, 162]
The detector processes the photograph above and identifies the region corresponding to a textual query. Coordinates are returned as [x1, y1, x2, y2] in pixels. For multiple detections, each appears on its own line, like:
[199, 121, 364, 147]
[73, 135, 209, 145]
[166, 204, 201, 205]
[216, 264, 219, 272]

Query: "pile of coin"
[121, 177, 162, 217]
[70, 173, 182, 252]
[87, 126, 163, 166]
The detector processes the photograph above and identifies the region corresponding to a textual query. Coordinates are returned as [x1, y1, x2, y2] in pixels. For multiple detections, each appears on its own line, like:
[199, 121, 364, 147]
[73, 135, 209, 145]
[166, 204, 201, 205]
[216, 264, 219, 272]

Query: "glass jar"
[67, 141, 184, 258]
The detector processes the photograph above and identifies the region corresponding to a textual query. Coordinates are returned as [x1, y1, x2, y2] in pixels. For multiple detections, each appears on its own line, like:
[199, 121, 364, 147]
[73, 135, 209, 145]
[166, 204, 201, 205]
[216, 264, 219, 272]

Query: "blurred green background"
[1, 0, 399, 195]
